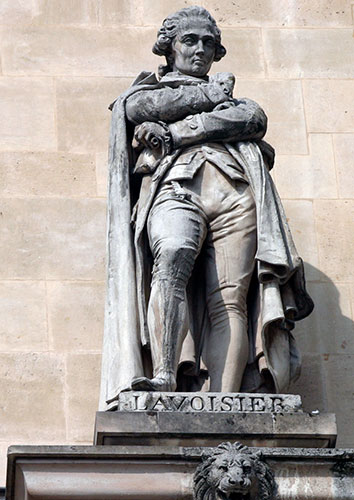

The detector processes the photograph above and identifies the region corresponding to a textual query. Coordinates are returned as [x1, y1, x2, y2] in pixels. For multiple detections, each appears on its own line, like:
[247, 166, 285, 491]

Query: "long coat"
[99, 72, 313, 411]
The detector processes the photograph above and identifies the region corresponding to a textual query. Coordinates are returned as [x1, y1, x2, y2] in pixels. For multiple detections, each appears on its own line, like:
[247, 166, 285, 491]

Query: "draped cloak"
[99, 72, 314, 411]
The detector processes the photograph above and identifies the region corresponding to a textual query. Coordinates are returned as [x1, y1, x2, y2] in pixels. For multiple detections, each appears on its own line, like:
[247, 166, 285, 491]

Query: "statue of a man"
[99, 6, 313, 410]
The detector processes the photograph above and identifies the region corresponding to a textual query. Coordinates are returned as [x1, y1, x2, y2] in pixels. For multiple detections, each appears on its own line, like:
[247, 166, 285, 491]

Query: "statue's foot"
[131, 374, 176, 392]
[131, 377, 155, 391]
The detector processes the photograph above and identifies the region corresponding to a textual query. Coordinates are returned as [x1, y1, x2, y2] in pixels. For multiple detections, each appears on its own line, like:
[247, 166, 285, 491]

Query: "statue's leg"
[203, 181, 257, 392]
[145, 184, 206, 391]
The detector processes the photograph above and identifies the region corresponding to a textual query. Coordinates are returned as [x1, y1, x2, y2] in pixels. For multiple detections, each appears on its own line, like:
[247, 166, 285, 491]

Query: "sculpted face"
[208, 455, 255, 499]
[171, 19, 216, 77]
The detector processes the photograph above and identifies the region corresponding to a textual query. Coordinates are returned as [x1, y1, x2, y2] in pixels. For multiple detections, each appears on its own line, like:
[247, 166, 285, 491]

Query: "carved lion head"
[193, 442, 276, 500]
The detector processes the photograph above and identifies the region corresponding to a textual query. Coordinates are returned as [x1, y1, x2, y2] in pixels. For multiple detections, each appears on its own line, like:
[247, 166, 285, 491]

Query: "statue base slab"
[5, 394, 340, 498]
[94, 392, 337, 448]
[6, 445, 354, 499]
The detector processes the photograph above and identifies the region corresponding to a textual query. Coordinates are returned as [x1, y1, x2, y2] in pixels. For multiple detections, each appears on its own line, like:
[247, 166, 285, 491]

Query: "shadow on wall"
[289, 262, 354, 446]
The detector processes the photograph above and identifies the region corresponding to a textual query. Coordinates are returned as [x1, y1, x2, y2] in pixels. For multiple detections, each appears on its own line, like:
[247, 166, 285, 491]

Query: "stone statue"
[99, 6, 313, 410]
[193, 442, 277, 500]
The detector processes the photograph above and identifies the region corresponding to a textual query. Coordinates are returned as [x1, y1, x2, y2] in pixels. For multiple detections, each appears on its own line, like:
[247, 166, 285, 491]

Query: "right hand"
[133, 122, 172, 155]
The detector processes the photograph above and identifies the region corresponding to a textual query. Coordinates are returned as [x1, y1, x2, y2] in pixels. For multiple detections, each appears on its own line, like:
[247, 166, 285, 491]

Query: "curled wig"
[152, 6, 226, 77]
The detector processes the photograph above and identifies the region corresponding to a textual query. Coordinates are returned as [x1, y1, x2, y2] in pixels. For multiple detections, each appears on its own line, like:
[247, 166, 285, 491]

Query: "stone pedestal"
[7, 393, 354, 499]
[94, 392, 337, 448]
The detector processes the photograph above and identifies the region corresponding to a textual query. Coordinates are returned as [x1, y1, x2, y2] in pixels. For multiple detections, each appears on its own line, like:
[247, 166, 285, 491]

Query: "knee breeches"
[147, 162, 257, 324]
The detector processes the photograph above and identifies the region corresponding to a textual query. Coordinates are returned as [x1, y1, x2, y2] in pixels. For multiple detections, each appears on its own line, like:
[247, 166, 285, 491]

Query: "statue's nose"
[195, 40, 204, 54]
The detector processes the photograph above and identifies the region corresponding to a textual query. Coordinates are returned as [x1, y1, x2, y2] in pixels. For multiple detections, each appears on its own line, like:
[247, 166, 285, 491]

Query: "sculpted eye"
[183, 36, 196, 46]
[205, 39, 215, 48]
[218, 464, 228, 471]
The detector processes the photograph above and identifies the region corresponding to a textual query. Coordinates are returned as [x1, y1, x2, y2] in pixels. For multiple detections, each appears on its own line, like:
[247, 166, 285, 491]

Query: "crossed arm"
[125, 80, 267, 150]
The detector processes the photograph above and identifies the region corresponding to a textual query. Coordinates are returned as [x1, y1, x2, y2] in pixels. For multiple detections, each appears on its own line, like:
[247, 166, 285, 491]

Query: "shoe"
[131, 375, 176, 392]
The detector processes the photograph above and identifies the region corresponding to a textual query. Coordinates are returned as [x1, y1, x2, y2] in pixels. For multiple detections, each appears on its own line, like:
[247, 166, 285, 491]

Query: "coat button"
[189, 123, 197, 130]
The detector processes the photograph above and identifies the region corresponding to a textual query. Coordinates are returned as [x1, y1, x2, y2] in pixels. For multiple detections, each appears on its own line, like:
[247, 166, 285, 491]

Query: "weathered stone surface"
[0, 0, 33, 25]
[264, 29, 354, 78]
[95, 408, 336, 448]
[300, 282, 354, 355]
[0, 442, 7, 488]
[56, 77, 131, 153]
[0, 198, 106, 280]
[47, 281, 104, 352]
[0, 353, 66, 441]
[66, 353, 101, 442]
[324, 354, 354, 448]
[33, 0, 99, 25]
[274, 134, 338, 199]
[314, 200, 354, 282]
[98, 0, 145, 26]
[209, 29, 265, 77]
[0, 152, 96, 197]
[0, 77, 56, 151]
[289, 354, 328, 413]
[1, 0, 100, 26]
[333, 134, 354, 199]
[237, 79, 308, 154]
[138, 0, 205, 26]
[0, 26, 159, 76]
[136, 0, 353, 27]
[0, 281, 47, 351]
[7, 446, 354, 500]
[303, 80, 354, 133]
[95, 151, 108, 197]
[203, 0, 353, 27]
[117, 392, 303, 413]
[276, 460, 333, 499]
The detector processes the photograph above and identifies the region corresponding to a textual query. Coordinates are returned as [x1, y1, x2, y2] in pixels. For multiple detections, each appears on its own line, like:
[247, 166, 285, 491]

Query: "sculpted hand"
[133, 121, 172, 154]
[133, 121, 173, 175]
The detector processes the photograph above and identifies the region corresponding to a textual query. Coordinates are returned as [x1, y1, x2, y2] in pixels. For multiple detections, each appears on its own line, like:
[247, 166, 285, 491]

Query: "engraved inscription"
[117, 392, 302, 413]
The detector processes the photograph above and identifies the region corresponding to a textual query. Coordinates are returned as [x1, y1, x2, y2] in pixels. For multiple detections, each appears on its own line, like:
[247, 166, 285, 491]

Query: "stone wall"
[0, 0, 353, 485]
